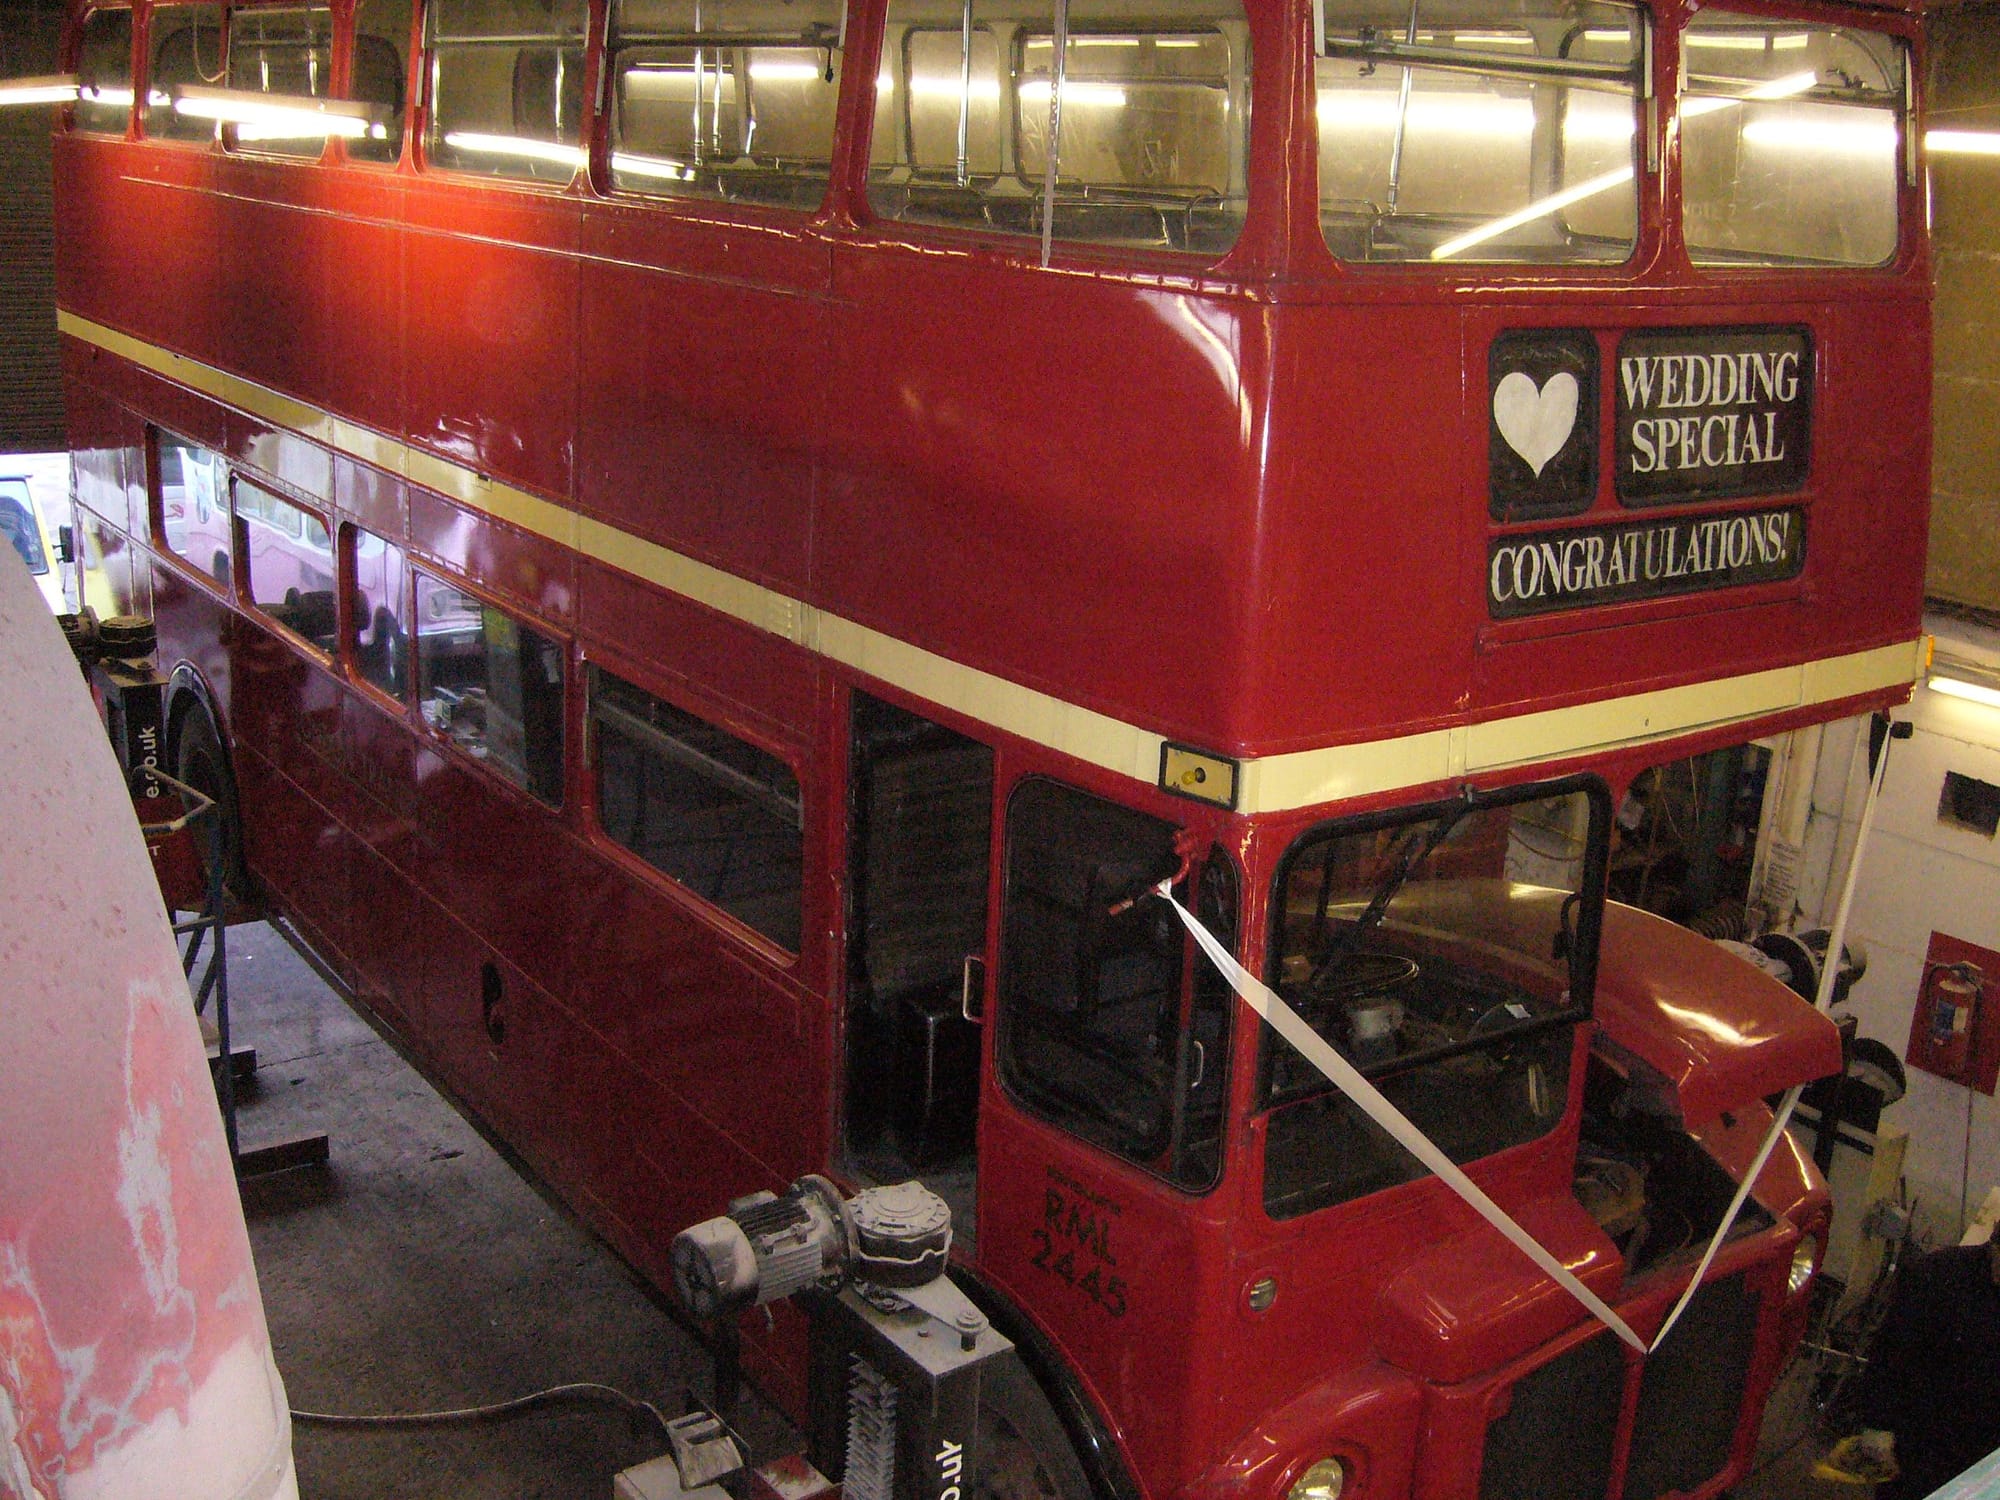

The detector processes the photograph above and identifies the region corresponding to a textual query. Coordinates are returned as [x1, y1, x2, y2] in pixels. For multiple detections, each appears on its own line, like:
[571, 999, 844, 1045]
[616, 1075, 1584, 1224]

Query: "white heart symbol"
[1493, 371, 1580, 478]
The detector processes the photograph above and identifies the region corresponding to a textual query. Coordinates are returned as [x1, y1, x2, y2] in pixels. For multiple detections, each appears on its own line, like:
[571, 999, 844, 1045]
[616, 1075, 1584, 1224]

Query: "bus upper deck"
[47, 3, 1931, 1497]
[53, 0, 1929, 799]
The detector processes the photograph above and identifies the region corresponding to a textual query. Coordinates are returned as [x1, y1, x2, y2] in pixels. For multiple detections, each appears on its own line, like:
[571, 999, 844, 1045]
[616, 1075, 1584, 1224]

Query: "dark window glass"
[415, 572, 565, 806]
[350, 526, 411, 699]
[609, 0, 843, 209]
[591, 666, 803, 950]
[0, 483, 49, 575]
[157, 434, 232, 587]
[999, 779, 1225, 1187]
[426, 0, 587, 182]
[74, 8, 135, 134]
[239, 479, 336, 650]
[146, 4, 226, 142]
[1261, 783, 1605, 1218]
[350, 0, 412, 162]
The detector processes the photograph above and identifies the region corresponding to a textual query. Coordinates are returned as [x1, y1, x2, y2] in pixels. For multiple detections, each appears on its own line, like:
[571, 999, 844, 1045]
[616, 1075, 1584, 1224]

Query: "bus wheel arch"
[951, 1270, 1139, 1500]
[165, 674, 250, 898]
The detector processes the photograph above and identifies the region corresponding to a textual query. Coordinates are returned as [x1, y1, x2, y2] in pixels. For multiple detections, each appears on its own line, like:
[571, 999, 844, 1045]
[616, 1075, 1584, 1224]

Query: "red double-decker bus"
[52, 0, 1928, 1494]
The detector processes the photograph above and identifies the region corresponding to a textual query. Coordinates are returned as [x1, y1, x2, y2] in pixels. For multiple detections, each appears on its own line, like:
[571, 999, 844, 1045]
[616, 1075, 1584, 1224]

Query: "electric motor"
[670, 1176, 956, 1319]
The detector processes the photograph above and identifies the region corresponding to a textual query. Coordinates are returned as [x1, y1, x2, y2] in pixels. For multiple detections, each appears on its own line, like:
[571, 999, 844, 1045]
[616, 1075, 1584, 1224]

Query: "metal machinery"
[616, 1180, 1009, 1500]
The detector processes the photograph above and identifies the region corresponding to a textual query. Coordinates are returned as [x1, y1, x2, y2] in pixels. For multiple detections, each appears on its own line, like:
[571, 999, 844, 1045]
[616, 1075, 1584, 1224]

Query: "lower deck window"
[240, 479, 336, 651]
[157, 434, 232, 587]
[590, 666, 803, 951]
[350, 526, 411, 700]
[414, 572, 565, 806]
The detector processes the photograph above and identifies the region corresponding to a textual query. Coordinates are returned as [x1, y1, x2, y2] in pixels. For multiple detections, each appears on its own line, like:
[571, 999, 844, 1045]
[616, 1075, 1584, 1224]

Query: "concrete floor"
[222, 917, 1874, 1500]
[223, 920, 786, 1499]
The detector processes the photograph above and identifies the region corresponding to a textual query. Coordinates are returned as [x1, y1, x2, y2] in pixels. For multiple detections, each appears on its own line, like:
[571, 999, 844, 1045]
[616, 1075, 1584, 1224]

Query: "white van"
[1, 456, 75, 615]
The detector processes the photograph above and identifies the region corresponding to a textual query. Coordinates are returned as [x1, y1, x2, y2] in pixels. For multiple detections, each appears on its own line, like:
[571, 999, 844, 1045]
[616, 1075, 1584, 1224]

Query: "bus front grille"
[1477, 1330, 1625, 1500]
[1622, 1274, 1757, 1500]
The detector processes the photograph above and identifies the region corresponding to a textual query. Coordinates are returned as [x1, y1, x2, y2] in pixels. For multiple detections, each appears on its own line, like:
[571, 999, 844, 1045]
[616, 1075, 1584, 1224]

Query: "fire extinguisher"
[1918, 961, 1983, 1081]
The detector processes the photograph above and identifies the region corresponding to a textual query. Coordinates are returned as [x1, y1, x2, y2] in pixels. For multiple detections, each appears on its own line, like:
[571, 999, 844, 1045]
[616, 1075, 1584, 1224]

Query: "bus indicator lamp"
[1160, 742, 1239, 808]
[1288, 1457, 1348, 1500]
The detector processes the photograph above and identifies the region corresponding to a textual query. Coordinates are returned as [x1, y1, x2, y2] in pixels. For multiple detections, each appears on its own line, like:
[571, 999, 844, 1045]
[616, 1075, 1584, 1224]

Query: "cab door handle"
[961, 954, 986, 1024]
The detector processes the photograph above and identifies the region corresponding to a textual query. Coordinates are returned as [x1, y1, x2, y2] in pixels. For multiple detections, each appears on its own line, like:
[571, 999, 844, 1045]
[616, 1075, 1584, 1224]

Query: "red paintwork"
[51, 0, 1927, 1497]
[1594, 904, 1846, 1127]
[1373, 1196, 1625, 1385]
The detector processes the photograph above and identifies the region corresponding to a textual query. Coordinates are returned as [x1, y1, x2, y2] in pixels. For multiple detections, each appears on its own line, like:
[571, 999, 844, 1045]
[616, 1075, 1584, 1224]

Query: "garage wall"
[1927, 6, 2000, 614]
[1807, 617, 2000, 1245]
[0, 0, 67, 455]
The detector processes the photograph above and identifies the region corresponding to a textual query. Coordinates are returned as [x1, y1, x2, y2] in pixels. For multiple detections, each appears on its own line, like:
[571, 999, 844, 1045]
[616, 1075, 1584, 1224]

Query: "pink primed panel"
[0, 546, 296, 1499]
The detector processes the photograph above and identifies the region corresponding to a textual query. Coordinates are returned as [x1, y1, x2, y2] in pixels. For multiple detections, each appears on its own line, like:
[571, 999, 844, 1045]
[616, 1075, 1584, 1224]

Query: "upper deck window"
[608, 0, 844, 210]
[867, 0, 1249, 259]
[1317, 1, 1643, 265]
[224, 5, 335, 158]
[350, 0, 413, 163]
[1681, 17, 1902, 268]
[73, 8, 134, 134]
[425, 0, 587, 183]
[146, 4, 226, 143]
[1260, 780, 1606, 1218]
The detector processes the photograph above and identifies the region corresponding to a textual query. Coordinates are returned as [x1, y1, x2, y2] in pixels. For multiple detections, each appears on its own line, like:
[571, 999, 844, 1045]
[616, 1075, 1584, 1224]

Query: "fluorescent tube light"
[611, 150, 695, 181]
[1930, 675, 2000, 710]
[1431, 165, 1632, 259]
[173, 85, 373, 139]
[441, 132, 585, 169]
[1929, 130, 2000, 158]
[0, 74, 80, 107]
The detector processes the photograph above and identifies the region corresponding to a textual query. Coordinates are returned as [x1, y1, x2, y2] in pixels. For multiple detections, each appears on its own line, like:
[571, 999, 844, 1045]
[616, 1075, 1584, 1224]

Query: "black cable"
[292, 1382, 671, 1437]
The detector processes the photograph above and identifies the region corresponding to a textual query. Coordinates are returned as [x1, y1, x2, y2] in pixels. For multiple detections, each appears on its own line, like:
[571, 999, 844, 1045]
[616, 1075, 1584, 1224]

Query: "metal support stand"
[135, 764, 328, 1180]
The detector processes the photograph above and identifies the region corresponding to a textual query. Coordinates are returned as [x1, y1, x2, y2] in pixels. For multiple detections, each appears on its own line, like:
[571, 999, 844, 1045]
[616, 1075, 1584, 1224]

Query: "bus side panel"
[572, 857, 826, 1197]
[1254, 303, 1479, 753]
[315, 169, 409, 443]
[577, 562, 818, 736]
[577, 206, 829, 597]
[408, 740, 580, 1017]
[210, 156, 334, 414]
[409, 487, 578, 628]
[57, 141, 224, 373]
[401, 183, 582, 503]
[230, 630, 358, 978]
[822, 245, 1266, 750]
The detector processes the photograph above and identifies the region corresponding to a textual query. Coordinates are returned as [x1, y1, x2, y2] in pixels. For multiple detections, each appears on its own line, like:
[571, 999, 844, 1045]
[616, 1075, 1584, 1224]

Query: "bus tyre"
[173, 708, 249, 901]
[977, 1357, 1095, 1500]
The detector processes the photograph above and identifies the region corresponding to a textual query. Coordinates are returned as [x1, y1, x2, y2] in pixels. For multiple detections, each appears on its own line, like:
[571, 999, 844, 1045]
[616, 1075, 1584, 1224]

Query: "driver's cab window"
[998, 779, 1230, 1190]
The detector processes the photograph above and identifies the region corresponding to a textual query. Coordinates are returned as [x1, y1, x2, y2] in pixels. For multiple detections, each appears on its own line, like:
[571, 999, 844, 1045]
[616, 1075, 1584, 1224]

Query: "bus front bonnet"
[1591, 902, 1843, 1129]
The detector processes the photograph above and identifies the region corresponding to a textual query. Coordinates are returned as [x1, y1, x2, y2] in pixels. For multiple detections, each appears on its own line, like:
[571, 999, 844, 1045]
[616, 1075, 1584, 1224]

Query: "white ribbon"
[1155, 882, 1648, 1352]
[1646, 714, 1898, 1349]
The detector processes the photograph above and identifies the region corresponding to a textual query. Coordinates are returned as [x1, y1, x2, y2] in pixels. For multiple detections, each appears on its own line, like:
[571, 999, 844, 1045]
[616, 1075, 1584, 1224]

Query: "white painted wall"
[1814, 615, 2000, 1244]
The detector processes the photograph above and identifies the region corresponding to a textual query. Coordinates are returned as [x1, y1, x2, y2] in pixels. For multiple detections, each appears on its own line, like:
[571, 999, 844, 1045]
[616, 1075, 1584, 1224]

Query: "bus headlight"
[1789, 1235, 1820, 1297]
[1287, 1457, 1347, 1500]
